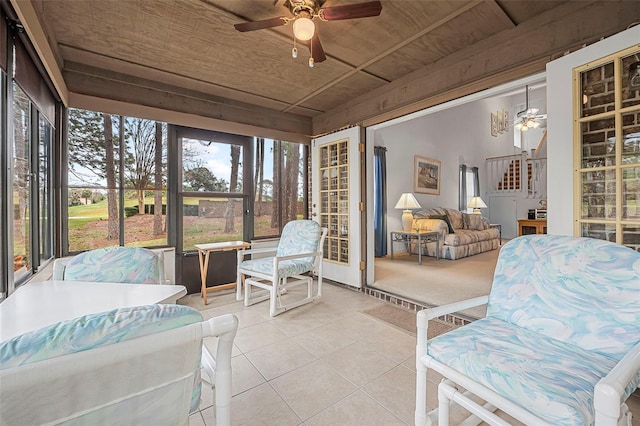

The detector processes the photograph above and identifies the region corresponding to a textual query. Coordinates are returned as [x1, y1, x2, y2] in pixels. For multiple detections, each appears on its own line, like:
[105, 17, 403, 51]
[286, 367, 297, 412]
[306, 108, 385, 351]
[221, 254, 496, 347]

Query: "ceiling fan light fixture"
[293, 17, 315, 41]
[308, 56, 314, 67]
[291, 47, 298, 58]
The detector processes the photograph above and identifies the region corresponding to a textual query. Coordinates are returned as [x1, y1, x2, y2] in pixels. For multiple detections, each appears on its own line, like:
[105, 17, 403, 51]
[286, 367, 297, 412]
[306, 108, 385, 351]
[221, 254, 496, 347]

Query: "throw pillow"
[446, 209, 464, 230]
[464, 214, 484, 231]
[429, 214, 454, 233]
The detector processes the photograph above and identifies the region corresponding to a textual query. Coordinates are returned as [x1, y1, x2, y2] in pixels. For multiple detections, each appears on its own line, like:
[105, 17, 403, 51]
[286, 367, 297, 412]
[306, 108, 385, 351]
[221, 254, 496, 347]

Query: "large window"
[66, 109, 167, 252]
[12, 83, 31, 281]
[575, 46, 640, 249]
[253, 138, 306, 238]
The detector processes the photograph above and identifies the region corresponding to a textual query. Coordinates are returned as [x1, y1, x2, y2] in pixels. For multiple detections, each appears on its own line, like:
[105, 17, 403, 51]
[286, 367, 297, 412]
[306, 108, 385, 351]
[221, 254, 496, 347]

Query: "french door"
[311, 127, 362, 288]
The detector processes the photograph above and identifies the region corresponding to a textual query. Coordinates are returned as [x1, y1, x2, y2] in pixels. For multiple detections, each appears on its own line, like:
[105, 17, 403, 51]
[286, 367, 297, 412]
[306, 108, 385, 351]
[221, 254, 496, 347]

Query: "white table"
[0, 280, 187, 341]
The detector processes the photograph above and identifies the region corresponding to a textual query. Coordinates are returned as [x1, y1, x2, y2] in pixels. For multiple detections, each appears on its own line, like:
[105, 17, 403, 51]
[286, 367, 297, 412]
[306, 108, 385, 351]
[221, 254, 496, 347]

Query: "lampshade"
[395, 193, 421, 231]
[293, 17, 315, 41]
[467, 196, 487, 214]
[395, 193, 421, 210]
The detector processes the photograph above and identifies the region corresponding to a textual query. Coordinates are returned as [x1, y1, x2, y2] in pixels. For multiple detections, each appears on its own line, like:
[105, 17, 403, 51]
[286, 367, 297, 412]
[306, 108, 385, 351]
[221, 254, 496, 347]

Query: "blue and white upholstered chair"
[53, 246, 164, 284]
[0, 304, 238, 426]
[237, 220, 327, 317]
[415, 235, 640, 426]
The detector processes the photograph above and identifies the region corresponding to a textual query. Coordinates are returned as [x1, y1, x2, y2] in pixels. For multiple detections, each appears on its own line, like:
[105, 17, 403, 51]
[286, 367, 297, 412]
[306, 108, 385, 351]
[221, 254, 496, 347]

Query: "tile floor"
[180, 283, 640, 426]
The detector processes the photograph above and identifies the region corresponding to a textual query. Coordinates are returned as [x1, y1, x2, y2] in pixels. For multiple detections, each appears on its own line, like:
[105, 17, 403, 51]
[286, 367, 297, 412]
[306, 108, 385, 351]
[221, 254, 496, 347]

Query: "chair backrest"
[276, 220, 322, 263]
[487, 235, 640, 360]
[0, 304, 205, 425]
[62, 246, 163, 284]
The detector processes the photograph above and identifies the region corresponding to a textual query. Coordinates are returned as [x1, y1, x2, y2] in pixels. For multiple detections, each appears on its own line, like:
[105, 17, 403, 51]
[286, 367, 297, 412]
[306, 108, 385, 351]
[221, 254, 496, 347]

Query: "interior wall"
[546, 25, 640, 236]
[372, 85, 547, 246]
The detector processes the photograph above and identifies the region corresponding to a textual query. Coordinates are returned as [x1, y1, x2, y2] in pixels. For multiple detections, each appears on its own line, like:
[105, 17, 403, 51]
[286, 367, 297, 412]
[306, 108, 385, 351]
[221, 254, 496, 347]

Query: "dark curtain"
[472, 166, 480, 197]
[374, 146, 387, 257]
[459, 164, 467, 211]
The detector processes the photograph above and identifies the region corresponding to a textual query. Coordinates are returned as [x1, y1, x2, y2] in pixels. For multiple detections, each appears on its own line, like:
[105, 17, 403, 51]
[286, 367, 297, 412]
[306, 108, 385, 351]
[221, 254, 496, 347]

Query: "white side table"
[390, 230, 440, 264]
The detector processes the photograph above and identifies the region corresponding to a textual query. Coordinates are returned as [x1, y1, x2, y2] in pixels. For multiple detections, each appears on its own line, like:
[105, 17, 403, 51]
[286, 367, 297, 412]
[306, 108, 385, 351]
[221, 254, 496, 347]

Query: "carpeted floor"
[372, 247, 502, 318]
[362, 303, 457, 337]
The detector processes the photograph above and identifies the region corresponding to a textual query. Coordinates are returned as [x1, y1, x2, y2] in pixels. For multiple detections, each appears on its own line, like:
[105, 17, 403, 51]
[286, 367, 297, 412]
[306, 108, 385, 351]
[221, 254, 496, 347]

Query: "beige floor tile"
[321, 341, 397, 386]
[225, 383, 300, 426]
[291, 322, 359, 357]
[360, 326, 415, 363]
[245, 338, 316, 381]
[231, 354, 266, 396]
[270, 308, 330, 337]
[270, 360, 357, 420]
[189, 411, 206, 426]
[305, 390, 405, 426]
[234, 322, 289, 353]
[362, 365, 416, 425]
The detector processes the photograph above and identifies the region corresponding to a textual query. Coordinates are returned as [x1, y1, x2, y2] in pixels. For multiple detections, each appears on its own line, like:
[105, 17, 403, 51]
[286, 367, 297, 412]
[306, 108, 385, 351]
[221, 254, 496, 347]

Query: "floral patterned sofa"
[411, 207, 499, 260]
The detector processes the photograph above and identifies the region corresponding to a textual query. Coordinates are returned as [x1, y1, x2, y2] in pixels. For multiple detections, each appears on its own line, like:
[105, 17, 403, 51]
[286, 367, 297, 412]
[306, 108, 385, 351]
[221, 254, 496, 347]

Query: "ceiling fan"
[514, 85, 547, 131]
[234, 0, 383, 67]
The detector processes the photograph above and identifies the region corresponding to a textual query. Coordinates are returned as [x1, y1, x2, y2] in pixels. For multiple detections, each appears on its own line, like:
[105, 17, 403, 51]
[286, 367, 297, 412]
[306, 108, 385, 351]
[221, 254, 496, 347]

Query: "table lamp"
[395, 193, 421, 231]
[467, 196, 487, 214]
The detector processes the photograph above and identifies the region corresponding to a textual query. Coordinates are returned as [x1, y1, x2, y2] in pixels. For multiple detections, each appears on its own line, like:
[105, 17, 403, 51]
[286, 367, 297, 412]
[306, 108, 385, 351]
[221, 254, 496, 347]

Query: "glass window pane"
[581, 222, 616, 243]
[581, 61, 614, 118]
[253, 138, 277, 238]
[622, 113, 640, 165]
[67, 187, 121, 252]
[581, 169, 616, 219]
[13, 83, 31, 278]
[38, 115, 52, 263]
[181, 138, 242, 193]
[581, 119, 615, 167]
[182, 196, 243, 250]
[622, 53, 640, 109]
[623, 167, 640, 220]
[622, 224, 640, 251]
[67, 109, 121, 252]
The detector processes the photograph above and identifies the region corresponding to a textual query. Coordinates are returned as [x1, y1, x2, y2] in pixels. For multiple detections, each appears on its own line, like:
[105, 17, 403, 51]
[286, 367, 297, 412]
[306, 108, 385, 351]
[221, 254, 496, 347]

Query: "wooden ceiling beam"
[63, 65, 312, 142]
[312, 0, 640, 134]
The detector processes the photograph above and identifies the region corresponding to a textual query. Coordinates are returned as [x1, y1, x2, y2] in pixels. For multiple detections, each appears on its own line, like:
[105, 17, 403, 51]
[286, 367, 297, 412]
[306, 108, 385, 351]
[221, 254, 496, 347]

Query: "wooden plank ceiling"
[25, 0, 638, 138]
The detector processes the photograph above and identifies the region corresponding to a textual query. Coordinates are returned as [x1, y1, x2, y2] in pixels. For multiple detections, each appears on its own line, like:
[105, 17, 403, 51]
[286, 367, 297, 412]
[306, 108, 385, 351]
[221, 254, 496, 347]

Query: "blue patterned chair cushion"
[0, 304, 204, 413]
[487, 235, 640, 360]
[276, 220, 321, 262]
[64, 246, 162, 284]
[238, 257, 313, 278]
[427, 317, 639, 426]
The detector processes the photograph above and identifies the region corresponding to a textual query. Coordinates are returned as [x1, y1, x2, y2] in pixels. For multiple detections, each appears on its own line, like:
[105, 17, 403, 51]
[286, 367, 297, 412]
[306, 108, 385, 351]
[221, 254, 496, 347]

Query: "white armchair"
[415, 235, 640, 426]
[237, 220, 327, 317]
[0, 304, 238, 426]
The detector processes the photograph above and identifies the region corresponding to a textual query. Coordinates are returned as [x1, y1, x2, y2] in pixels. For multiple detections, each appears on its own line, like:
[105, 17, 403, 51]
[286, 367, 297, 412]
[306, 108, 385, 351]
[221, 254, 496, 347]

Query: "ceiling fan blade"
[307, 32, 327, 63]
[234, 17, 287, 32]
[319, 1, 382, 21]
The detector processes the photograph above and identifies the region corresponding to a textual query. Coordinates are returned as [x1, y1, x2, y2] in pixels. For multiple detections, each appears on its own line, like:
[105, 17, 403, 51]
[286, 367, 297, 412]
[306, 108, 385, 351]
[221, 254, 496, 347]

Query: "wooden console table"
[517, 219, 547, 236]
[195, 241, 250, 305]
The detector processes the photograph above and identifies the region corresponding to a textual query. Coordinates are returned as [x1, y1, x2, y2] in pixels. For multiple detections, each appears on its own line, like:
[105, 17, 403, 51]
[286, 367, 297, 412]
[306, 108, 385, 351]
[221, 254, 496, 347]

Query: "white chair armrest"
[52, 258, 71, 280]
[273, 251, 322, 263]
[417, 295, 489, 326]
[594, 341, 640, 421]
[237, 247, 278, 258]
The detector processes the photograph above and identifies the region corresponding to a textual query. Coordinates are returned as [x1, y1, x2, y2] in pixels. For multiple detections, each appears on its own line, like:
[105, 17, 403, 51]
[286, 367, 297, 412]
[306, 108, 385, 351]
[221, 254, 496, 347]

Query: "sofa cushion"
[444, 228, 498, 246]
[462, 213, 487, 230]
[427, 317, 639, 426]
[445, 209, 464, 230]
[428, 214, 454, 233]
[412, 218, 449, 236]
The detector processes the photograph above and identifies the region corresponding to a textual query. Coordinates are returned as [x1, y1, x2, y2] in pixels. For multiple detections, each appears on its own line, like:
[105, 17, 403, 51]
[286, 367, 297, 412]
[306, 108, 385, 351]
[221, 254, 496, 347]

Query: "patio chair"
[53, 246, 164, 284]
[415, 235, 640, 426]
[237, 220, 327, 317]
[0, 304, 238, 426]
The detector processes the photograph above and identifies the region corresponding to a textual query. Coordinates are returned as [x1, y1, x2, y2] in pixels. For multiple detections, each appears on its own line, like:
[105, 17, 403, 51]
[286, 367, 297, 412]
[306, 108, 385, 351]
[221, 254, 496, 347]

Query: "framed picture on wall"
[414, 155, 441, 195]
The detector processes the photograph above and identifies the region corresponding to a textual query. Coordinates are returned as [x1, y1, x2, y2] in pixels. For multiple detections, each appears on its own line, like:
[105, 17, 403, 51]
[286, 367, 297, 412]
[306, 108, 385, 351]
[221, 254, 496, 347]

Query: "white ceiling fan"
[514, 85, 547, 131]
